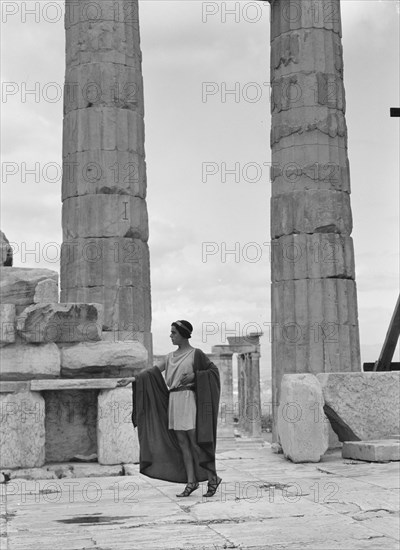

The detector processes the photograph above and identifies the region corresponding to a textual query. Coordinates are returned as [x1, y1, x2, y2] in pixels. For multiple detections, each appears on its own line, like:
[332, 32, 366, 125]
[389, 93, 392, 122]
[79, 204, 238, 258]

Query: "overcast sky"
[1, 1, 399, 374]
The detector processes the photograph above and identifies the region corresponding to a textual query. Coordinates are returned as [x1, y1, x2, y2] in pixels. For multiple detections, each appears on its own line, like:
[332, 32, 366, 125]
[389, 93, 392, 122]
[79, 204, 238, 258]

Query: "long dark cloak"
[131, 348, 220, 483]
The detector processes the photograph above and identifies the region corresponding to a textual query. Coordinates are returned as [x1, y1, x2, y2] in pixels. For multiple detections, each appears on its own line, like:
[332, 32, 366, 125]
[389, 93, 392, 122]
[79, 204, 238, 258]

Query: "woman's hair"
[172, 320, 193, 339]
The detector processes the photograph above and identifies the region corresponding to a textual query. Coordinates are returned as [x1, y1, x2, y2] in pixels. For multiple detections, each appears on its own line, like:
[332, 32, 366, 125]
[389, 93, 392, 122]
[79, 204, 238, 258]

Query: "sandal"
[203, 476, 222, 497]
[176, 481, 199, 498]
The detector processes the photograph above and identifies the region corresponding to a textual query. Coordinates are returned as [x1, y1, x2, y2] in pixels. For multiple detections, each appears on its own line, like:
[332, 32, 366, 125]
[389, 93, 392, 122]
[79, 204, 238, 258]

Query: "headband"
[174, 320, 192, 337]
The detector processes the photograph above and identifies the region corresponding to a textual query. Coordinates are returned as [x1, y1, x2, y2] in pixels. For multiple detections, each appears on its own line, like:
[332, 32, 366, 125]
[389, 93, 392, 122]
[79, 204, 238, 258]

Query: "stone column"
[238, 352, 262, 438]
[269, 0, 361, 434]
[61, 0, 152, 355]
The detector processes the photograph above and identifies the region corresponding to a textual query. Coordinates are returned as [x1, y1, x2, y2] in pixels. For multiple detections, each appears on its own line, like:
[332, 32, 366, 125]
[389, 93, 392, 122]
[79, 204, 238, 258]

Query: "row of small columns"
[211, 333, 262, 442]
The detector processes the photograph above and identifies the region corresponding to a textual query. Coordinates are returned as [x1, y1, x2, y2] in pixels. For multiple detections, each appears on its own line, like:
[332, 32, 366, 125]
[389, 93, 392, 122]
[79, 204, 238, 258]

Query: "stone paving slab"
[1, 443, 399, 550]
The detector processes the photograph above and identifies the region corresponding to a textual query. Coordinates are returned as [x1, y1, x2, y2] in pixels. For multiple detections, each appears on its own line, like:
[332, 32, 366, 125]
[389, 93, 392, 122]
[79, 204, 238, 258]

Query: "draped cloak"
[131, 348, 220, 483]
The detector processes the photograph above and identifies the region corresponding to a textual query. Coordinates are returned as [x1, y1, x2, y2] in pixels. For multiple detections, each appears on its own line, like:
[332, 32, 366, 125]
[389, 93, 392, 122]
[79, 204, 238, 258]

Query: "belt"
[169, 385, 195, 393]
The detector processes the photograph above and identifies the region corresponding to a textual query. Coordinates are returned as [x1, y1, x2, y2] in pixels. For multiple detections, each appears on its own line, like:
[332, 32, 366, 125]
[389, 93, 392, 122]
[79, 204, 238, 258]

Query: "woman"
[118, 320, 222, 498]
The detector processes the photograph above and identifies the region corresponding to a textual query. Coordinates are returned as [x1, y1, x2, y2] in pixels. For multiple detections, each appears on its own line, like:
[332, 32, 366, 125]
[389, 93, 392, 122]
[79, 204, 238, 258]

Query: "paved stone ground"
[1, 440, 399, 550]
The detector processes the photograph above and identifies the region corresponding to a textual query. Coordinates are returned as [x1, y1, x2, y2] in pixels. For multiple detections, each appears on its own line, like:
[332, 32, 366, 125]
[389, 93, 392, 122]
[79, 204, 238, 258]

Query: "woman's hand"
[116, 377, 135, 387]
[180, 373, 195, 385]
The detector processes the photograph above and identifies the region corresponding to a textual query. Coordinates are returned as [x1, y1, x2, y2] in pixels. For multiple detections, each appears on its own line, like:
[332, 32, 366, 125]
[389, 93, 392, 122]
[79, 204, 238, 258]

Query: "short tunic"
[165, 348, 196, 431]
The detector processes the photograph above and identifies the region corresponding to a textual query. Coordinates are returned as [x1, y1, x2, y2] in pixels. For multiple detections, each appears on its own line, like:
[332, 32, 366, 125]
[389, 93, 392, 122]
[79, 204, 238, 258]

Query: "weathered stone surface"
[60, 340, 147, 378]
[271, 28, 343, 76]
[0, 267, 58, 306]
[62, 150, 146, 200]
[63, 107, 145, 156]
[0, 343, 60, 380]
[272, 233, 355, 282]
[237, 352, 262, 438]
[0, 304, 15, 345]
[31, 379, 118, 391]
[60, 238, 150, 290]
[62, 195, 149, 240]
[71, 463, 124, 478]
[64, 63, 143, 115]
[271, 74, 345, 114]
[16, 303, 103, 343]
[45, 390, 97, 463]
[61, 286, 151, 332]
[317, 372, 400, 441]
[101, 329, 153, 360]
[0, 392, 45, 468]
[0, 382, 30, 393]
[9, 468, 57, 481]
[271, 142, 350, 193]
[271, 278, 360, 398]
[271, 190, 352, 238]
[270, 0, 342, 40]
[277, 374, 329, 462]
[123, 463, 139, 474]
[97, 387, 139, 464]
[0, 230, 13, 266]
[342, 440, 400, 462]
[33, 278, 59, 303]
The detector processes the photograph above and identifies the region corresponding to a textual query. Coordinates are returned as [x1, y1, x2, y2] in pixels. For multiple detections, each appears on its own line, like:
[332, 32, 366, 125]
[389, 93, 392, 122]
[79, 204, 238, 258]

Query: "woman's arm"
[155, 357, 166, 373]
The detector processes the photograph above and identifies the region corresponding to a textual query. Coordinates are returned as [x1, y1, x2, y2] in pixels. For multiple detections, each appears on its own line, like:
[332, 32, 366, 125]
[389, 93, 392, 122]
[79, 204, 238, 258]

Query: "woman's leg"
[175, 430, 196, 483]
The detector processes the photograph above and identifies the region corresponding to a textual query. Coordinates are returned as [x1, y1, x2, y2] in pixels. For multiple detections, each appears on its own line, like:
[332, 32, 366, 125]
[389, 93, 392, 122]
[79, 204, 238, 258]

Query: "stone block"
[271, 142, 350, 194]
[45, 390, 97, 463]
[97, 387, 139, 464]
[71, 463, 124, 478]
[62, 195, 148, 241]
[271, 74, 345, 114]
[277, 374, 329, 462]
[0, 392, 45, 468]
[342, 440, 400, 462]
[0, 343, 60, 380]
[16, 303, 103, 343]
[65, 16, 141, 65]
[64, 63, 143, 115]
[62, 107, 145, 157]
[317, 372, 400, 441]
[101, 330, 153, 360]
[271, 190, 352, 238]
[271, 233, 355, 282]
[0, 267, 58, 306]
[271, 28, 343, 77]
[60, 340, 147, 378]
[270, 1, 342, 40]
[33, 279, 59, 303]
[0, 304, 15, 345]
[271, 278, 360, 376]
[60, 238, 150, 290]
[9, 468, 57, 481]
[62, 150, 146, 200]
[65, 0, 141, 29]
[123, 464, 139, 474]
[61, 286, 151, 332]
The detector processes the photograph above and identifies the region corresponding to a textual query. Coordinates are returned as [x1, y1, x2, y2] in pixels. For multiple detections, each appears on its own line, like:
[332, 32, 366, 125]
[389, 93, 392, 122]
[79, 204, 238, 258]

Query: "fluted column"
[269, 0, 361, 434]
[61, 0, 152, 354]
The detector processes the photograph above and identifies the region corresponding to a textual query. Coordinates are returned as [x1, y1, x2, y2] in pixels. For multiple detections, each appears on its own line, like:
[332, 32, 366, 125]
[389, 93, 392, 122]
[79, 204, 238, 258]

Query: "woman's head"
[170, 320, 193, 345]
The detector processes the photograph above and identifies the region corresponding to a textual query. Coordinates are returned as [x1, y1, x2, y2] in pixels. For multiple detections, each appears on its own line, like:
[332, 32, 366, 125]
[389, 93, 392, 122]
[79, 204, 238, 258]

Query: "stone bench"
[0, 378, 138, 470]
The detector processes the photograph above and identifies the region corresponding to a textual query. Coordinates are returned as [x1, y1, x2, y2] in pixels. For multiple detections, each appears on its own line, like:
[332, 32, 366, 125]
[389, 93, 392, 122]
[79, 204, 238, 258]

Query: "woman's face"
[170, 325, 185, 346]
